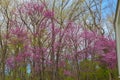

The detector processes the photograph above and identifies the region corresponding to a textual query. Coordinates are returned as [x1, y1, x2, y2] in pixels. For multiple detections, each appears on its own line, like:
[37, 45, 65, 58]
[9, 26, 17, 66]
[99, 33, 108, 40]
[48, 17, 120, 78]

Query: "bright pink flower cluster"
[94, 37, 117, 69]
[19, 2, 54, 18]
[19, 2, 44, 15]
[5, 2, 117, 77]
[44, 10, 54, 18]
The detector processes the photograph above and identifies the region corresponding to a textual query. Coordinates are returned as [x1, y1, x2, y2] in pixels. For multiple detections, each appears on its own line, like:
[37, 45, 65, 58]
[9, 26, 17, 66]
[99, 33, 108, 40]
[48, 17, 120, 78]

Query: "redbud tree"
[0, 0, 117, 80]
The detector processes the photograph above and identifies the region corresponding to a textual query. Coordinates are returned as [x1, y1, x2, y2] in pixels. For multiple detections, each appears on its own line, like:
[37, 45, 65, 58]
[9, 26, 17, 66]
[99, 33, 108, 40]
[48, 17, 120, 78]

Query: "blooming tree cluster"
[0, 1, 117, 80]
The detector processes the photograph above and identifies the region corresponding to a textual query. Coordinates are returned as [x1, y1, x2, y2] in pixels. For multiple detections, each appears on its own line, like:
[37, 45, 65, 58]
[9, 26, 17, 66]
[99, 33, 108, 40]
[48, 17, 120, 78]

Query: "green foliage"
[78, 60, 118, 80]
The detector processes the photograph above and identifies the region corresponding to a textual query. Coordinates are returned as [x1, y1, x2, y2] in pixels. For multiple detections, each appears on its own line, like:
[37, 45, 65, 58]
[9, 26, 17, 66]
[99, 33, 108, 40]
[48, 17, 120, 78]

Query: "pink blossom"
[100, 51, 117, 69]
[10, 27, 27, 38]
[81, 30, 97, 41]
[19, 2, 45, 15]
[6, 57, 15, 69]
[33, 3, 44, 12]
[44, 10, 54, 18]
[15, 55, 23, 63]
[58, 60, 66, 67]
[64, 70, 72, 76]
[64, 54, 73, 60]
